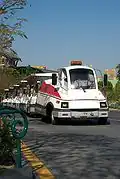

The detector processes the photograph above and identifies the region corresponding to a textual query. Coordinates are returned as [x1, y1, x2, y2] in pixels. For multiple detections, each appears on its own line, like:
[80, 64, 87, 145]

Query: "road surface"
[23, 111, 120, 179]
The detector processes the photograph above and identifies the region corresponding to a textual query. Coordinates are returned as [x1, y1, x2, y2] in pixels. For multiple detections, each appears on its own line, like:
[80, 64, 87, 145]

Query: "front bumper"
[53, 108, 108, 119]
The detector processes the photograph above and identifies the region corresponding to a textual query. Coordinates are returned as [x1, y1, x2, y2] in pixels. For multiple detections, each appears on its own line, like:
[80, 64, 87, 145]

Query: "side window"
[39, 76, 51, 87]
[94, 69, 102, 82]
[58, 69, 68, 88]
[58, 69, 62, 87]
[62, 69, 68, 82]
[62, 69, 68, 88]
[58, 69, 62, 81]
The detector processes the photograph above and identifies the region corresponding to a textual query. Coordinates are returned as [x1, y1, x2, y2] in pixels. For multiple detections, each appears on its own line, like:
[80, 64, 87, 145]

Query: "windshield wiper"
[78, 81, 86, 92]
[81, 86, 86, 92]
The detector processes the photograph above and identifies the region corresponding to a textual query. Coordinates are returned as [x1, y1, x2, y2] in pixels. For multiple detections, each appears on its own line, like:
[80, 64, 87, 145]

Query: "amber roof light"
[70, 60, 83, 66]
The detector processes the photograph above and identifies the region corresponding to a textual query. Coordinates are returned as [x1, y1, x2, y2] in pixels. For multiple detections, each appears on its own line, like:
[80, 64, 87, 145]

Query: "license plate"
[72, 111, 98, 118]
[87, 112, 98, 118]
[79, 112, 88, 117]
[80, 116, 87, 120]
[73, 113, 88, 118]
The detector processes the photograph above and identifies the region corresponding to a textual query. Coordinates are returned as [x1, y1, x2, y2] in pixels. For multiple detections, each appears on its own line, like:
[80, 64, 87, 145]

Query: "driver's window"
[62, 69, 67, 81]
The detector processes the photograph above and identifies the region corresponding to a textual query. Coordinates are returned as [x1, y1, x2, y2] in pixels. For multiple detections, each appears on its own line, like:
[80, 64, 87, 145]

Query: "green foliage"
[0, 1, 30, 93]
[17, 66, 41, 77]
[0, 119, 16, 165]
[98, 80, 113, 91]
[114, 81, 120, 102]
[0, 0, 27, 13]
[98, 81, 103, 91]
[0, 66, 42, 93]
[0, 67, 21, 91]
[0, 22, 27, 52]
[106, 81, 114, 102]
[4, 67, 20, 79]
[116, 64, 120, 81]
[0, 0, 28, 53]
[98, 80, 114, 102]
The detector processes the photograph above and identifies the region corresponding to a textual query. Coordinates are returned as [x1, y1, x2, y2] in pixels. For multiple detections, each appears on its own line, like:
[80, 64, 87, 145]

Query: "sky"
[12, 0, 120, 71]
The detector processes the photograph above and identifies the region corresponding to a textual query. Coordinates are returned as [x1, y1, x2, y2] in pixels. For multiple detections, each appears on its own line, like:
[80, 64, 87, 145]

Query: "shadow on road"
[57, 120, 110, 126]
[24, 132, 120, 179]
[28, 115, 110, 126]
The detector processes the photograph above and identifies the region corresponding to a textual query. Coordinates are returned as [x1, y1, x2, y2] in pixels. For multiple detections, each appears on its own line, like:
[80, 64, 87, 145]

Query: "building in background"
[32, 66, 47, 70]
[104, 69, 117, 80]
[104, 69, 117, 87]
[0, 49, 21, 67]
[96, 68, 118, 87]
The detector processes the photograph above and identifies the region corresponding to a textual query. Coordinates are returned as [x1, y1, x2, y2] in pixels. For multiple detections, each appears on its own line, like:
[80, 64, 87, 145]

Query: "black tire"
[46, 104, 53, 124]
[98, 117, 108, 125]
[41, 115, 47, 122]
[46, 103, 59, 125]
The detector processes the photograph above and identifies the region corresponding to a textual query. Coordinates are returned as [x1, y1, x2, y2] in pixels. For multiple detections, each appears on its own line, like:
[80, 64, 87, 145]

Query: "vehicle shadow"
[57, 119, 110, 126]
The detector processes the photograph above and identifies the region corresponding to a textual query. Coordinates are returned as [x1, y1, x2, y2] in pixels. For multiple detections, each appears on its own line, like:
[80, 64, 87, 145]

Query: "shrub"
[0, 118, 16, 166]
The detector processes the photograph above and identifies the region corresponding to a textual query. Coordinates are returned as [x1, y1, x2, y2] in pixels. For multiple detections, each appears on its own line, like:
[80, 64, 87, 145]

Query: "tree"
[0, 0, 27, 14]
[0, 67, 21, 91]
[106, 81, 114, 102]
[98, 80, 114, 102]
[0, 21, 27, 51]
[0, 0, 28, 92]
[0, 0, 28, 51]
[116, 64, 120, 81]
[98, 81, 103, 91]
[114, 81, 120, 102]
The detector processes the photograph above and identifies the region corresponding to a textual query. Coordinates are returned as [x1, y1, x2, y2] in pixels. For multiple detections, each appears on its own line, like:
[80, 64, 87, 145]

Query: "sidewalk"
[0, 141, 54, 179]
[0, 146, 39, 179]
[0, 167, 35, 179]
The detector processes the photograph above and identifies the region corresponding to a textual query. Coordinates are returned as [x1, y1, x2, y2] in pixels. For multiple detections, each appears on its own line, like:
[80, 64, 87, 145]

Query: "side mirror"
[103, 74, 108, 87]
[52, 73, 57, 85]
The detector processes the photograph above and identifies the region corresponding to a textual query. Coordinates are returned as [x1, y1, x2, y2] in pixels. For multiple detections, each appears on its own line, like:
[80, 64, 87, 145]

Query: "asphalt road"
[24, 111, 120, 179]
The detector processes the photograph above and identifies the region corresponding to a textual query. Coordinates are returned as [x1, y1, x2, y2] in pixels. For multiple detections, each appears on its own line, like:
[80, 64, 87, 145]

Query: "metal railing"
[0, 105, 28, 168]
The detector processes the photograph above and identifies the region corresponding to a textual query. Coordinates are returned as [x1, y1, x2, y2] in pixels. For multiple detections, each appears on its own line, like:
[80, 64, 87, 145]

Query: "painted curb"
[109, 108, 120, 111]
[21, 142, 55, 179]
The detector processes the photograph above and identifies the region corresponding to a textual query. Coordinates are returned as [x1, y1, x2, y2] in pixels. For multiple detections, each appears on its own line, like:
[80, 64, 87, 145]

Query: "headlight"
[100, 102, 107, 108]
[61, 102, 69, 108]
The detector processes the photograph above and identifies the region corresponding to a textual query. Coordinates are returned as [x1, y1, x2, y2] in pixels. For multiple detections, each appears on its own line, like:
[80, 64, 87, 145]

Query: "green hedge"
[109, 103, 120, 109]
